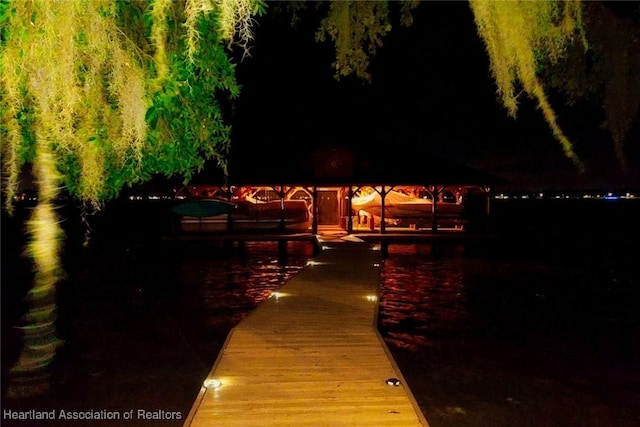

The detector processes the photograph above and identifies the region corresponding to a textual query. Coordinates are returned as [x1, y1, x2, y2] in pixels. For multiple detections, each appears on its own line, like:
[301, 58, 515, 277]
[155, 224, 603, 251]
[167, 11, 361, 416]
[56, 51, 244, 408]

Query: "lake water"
[2, 198, 639, 426]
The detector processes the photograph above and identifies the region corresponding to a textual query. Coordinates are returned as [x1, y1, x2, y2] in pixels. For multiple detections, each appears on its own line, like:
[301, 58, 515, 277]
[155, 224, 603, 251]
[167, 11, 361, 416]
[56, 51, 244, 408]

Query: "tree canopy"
[0, 0, 267, 212]
[2, 0, 638, 209]
[1, 0, 638, 398]
[308, 0, 638, 173]
[0, 0, 266, 397]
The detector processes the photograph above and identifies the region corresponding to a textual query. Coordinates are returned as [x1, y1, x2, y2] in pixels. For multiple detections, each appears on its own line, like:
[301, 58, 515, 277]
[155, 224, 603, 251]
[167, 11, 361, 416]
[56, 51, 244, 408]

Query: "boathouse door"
[317, 190, 339, 225]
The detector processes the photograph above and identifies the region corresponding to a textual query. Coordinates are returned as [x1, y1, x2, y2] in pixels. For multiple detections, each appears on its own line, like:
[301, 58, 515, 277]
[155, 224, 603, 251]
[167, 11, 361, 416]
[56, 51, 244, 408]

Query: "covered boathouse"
[174, 146, 502, 235]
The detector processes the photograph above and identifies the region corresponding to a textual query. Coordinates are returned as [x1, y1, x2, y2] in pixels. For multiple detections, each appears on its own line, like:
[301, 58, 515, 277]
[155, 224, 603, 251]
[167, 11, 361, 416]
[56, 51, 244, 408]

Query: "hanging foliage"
[469, 0, 588, 171]
[0, 0, 265, 398]
[312, 0, 631, 171]
[1, 0, 149, 209]
[1, 0, 266, 209]
[596, 8, 640, 172]
[399, 0, 421, 28]
[543, 2, 640, 172]
[315, 0, 392, 82]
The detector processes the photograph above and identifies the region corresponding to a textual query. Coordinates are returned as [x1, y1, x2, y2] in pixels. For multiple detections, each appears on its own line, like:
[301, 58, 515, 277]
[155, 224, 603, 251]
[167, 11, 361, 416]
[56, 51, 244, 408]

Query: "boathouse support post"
[484, 186, 492, 217]
[347, 186, 354, 233]
[484, 185, 492, 233]
[277, 240, 287, 261]
[352, 186, 363, 228]
[381, 241, 389, 258]
[276, 185, 286, 231]
[225, 185, 233, 202]
[226, 183, 234, 232]
[379, 185, 388, 234]
[311, 185, 318, 235]
[430, 185, 442, 233]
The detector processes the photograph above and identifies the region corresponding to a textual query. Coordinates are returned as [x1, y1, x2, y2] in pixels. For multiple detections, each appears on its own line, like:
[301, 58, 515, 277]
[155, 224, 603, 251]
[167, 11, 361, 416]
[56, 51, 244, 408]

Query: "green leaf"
[145, 106, 158, 128]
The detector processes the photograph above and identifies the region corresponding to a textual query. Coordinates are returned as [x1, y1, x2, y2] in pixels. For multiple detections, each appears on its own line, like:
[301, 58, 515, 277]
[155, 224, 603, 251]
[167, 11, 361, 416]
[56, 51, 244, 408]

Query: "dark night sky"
[223, 1, 639, 191]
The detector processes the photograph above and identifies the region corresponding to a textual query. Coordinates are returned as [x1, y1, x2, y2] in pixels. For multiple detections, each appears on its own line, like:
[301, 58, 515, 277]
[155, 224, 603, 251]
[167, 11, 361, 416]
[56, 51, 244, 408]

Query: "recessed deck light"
[386, 378, 401, 386]
[203, 378, 222, 389]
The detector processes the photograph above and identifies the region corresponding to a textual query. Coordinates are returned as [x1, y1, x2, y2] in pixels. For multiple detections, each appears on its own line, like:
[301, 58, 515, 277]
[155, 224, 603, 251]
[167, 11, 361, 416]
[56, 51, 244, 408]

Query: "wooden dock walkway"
[183, 239, 429, 426]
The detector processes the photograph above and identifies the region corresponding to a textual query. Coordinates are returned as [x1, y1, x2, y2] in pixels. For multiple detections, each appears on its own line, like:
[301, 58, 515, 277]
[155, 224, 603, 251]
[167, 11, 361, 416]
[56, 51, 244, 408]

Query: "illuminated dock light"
[365, 295, 377, 302]
[203, 378, 222, 389]
[270, 291, 290, 301]
[386, 378, 401, 386]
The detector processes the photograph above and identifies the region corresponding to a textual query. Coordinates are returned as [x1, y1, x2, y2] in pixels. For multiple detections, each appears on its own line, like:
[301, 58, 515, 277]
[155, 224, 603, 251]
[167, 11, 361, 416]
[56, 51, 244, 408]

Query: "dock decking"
[183, 239, 429, 426]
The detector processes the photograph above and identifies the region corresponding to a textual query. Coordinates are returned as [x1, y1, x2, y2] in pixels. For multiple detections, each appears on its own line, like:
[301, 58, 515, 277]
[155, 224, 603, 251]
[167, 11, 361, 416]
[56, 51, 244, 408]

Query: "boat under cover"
[350, 190, 463, 219]
[172, 198, 311, 233]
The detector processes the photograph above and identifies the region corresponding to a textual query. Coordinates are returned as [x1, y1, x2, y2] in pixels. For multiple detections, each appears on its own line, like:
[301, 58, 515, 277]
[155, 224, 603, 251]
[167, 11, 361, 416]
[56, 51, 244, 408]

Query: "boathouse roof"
[224, 145, 502, 188]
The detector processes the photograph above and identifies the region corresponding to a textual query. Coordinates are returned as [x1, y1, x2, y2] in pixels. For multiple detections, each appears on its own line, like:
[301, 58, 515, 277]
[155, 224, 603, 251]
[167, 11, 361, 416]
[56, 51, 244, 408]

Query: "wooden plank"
[183, 242, 429, 427]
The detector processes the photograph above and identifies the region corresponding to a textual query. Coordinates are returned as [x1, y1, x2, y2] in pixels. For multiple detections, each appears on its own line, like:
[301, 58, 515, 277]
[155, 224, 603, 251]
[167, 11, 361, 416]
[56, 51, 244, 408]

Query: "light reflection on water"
[374, 234, 640, 427]
[164, 241, 314, 349]
[377, 239, 639, 367]
[169, 239, 637, 358]
[177, 251, 307, 308]
[379, 245, 469, 350]
[4, 200, 638, 426]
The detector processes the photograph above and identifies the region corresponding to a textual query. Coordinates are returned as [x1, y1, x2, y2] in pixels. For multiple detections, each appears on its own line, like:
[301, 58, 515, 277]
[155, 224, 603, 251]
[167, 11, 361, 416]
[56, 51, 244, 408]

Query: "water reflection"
[375, 237, 639, 427]
[160, 242, 313, 357]
[377, 242, 638, 352]
[5, 200, 638, 426]
[379, 245, 469, 350]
